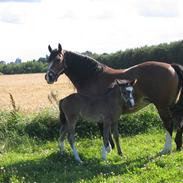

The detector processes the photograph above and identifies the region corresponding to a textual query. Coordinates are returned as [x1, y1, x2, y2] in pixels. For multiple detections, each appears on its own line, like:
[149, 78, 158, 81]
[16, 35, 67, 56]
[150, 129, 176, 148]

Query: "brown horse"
[45, 43, 183, 154]
[58, 81, 135, 162]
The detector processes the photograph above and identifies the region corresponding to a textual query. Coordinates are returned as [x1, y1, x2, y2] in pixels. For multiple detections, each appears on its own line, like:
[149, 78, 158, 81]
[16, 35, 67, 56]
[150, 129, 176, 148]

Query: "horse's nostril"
[49, 72, 53, 76]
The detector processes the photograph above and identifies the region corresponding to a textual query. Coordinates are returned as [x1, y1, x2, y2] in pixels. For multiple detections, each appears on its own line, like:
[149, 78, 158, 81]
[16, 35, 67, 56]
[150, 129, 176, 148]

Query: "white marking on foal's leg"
[72, 144, 82, 163]
[102, 144, 112, 160]
[160, 130, 172, 155]
[59, 141, 65, 154]
[102, 146, 107, 160]
[106, 143, 112, 153]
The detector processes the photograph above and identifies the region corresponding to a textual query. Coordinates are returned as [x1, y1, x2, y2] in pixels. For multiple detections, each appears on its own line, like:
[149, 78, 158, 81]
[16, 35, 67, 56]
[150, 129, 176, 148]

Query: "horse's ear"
[58, 43, 62, 53]
[48, 45, 52, 53]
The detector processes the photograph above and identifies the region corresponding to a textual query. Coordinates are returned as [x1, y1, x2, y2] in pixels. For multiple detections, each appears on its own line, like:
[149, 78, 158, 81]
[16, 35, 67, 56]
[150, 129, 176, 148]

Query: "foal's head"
[45, 43, 66, 84]
[117, 80, 136, 109]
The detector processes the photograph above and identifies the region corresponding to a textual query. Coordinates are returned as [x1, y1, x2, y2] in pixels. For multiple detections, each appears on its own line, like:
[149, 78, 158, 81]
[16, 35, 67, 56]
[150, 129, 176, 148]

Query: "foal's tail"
[59, 99, 67, 125]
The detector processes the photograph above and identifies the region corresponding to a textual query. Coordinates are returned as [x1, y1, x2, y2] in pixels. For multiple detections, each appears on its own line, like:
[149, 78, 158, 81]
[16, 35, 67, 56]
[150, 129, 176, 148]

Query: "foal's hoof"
[106, 145, 112, 153]
[159, 148, 171, 155]
[76, 159, 83, 164]
[60, 150, 65, 155]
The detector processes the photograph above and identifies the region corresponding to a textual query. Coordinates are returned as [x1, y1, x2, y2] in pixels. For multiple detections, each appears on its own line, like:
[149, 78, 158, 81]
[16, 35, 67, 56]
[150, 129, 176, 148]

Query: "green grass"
[0, 130, 182, 183]
[0, 107, 182, 182]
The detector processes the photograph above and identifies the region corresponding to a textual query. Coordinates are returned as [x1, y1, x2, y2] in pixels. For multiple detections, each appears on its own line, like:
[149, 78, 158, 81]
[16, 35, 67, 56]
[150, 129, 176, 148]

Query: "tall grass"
[0, 103, 163, 154]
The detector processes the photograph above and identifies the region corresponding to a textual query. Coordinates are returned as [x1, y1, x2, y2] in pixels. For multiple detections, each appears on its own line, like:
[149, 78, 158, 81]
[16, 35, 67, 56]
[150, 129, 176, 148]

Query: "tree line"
[0, 40, 183, 74]
[0, 60, 47, 75]
[95, 40, 183, 68]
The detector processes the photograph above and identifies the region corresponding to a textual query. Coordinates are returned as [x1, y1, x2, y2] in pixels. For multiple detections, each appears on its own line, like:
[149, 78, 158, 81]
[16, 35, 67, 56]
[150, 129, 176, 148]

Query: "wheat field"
[0, 73, 75, 113]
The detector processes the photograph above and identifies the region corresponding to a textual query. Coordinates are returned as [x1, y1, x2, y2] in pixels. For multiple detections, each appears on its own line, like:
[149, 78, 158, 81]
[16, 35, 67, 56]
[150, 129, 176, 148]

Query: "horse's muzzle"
[45, 71, 57, 84]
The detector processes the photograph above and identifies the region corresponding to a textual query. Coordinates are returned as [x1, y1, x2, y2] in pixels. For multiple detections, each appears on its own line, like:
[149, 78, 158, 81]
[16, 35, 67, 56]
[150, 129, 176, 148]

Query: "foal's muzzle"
[126, 98, 135, 109]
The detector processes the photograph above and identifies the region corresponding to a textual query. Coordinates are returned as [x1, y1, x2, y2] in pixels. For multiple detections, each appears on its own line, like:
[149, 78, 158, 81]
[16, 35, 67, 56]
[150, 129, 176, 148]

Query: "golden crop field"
[0, 73, 75, 113]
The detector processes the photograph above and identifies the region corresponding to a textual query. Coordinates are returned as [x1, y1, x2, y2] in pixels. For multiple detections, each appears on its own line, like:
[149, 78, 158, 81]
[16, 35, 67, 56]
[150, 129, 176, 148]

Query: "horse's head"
[45, 43, 66, 84]
[116, 80, 136, 109]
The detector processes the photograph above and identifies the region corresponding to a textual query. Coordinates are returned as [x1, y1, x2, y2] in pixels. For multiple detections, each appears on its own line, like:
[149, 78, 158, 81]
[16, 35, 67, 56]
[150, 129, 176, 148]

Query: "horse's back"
[135, 61, 179, 107]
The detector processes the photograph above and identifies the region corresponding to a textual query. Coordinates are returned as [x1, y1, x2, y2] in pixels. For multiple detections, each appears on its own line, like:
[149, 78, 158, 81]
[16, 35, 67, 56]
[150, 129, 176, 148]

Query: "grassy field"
[0, 131, 183, 183]
[0, 73, 74, 113]
[0, 74, 182, 183]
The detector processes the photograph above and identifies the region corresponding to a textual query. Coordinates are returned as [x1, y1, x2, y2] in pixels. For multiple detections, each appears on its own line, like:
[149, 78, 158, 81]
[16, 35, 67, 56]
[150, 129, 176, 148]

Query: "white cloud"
[136, 0, 180, 17]
[0, 0, 41, 2]
[0, 0, 183, 62]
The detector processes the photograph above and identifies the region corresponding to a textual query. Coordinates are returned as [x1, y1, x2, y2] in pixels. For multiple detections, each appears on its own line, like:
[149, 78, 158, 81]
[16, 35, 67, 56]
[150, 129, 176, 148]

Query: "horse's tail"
[171, 64, 183, 98]
[172, 64, 183, 84]
[170, 64, 183, 122]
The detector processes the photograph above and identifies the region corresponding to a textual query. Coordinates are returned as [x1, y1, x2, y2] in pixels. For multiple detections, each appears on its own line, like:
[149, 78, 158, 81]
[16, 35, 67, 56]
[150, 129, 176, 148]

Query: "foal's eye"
[56, 59, 60, 63]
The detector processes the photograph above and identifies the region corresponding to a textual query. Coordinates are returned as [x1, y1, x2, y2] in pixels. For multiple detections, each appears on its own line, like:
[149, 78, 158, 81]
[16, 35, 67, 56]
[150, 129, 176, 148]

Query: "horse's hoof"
[176, 147, 182, 151]
[118, 151, 123, 156]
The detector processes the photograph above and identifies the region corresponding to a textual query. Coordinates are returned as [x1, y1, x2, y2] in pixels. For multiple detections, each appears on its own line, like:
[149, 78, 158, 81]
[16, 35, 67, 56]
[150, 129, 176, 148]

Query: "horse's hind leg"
[111, 121, 122, 156]
[174, 117, 183, 151]
[157, 108, 173, 154]
[175, 128, 183, 150]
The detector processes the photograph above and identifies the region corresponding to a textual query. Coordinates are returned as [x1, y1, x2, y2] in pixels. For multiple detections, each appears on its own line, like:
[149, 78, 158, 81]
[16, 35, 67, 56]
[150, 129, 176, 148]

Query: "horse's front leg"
[67, 122, 82, 163]
[102, 121, 112, 160]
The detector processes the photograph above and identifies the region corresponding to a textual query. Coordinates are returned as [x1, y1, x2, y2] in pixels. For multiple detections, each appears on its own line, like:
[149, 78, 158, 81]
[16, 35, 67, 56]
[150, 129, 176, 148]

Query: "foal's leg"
[58, 112, 67, 154]
[67, 121, 82, 163]
[102, 121, 112, 160]
[158, 108, 173, 154]
[58, 102, 68, 154]
[58, 123, 67, 154]
[111, 122, 122, 156]
[98, 123, 115, 149]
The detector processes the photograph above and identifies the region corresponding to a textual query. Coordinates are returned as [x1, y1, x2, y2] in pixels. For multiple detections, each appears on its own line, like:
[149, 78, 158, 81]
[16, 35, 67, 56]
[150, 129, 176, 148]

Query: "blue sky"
[0, 0, 182, 62]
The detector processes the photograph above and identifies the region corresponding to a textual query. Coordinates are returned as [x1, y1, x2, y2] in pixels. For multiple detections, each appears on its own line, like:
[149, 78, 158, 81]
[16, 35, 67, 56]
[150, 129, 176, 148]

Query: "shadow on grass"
[1, 151, 163, 183]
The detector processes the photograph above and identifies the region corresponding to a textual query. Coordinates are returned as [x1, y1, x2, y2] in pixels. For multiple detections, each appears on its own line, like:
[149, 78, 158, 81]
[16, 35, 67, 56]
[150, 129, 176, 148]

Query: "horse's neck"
[65, 65, 138, 96]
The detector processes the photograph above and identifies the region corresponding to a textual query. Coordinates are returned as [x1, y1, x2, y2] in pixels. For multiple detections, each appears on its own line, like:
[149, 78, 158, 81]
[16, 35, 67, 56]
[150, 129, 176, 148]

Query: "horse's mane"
[64, 51, 104, 85]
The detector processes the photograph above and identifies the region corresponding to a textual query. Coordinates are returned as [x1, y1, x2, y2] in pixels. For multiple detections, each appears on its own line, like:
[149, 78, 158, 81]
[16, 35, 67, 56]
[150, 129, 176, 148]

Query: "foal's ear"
[58, 43, 62, 53]
[48, 45, 52, 53]
[129, 79, 137, 86]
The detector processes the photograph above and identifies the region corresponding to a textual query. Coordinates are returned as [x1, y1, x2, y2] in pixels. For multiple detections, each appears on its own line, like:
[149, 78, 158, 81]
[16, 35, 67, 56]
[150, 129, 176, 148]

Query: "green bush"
[25, 109, 59, 140]
[0, 106, 163, 152]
